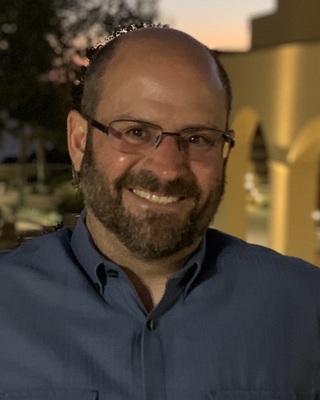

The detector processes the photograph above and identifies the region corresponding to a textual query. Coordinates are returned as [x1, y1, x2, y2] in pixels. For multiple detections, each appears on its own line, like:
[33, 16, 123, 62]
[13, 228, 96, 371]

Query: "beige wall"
[251, 0, 320, 48]
[213, 42, 320, 265]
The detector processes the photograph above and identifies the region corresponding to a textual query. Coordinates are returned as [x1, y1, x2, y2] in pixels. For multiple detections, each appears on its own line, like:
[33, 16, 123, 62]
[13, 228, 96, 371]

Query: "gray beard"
[79, 137, 225, 260]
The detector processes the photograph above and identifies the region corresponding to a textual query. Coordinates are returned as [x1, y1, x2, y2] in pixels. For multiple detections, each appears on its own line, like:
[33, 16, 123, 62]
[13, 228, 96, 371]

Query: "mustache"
[114, 169, 201, 199]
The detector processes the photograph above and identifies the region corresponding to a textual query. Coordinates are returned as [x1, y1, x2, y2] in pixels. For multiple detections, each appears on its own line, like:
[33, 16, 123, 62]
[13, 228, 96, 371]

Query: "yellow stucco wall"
[214, 42, 320, 265]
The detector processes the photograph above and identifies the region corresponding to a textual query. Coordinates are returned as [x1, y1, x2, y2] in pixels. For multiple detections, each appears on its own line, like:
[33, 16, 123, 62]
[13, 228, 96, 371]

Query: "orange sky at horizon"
[159, 0, 277, 51]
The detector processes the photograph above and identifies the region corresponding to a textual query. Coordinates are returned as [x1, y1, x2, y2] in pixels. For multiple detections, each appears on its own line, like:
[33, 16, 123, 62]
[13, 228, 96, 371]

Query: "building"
[215, 0, 320, 265]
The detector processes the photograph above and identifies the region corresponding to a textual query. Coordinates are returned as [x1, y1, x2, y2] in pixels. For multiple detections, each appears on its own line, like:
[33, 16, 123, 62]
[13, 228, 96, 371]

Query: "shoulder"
[205, 229, 320, 290]
[206, 228, 318, 269]
[0, 227, 75, 273]
[202, 230, 320, 318]
[0, 227, 86, 309]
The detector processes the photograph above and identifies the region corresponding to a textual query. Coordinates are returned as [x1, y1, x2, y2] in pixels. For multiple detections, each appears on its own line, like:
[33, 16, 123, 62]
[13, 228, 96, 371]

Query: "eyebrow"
[105, 115, 225, 131]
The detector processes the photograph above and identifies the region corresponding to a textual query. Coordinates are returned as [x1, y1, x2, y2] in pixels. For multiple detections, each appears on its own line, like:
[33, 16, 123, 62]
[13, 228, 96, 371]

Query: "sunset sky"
[159, 0, 277, 51]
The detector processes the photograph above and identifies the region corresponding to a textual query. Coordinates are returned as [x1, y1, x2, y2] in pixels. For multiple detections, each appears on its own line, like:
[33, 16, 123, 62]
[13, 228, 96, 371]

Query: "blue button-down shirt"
[0, 211, 320, 399]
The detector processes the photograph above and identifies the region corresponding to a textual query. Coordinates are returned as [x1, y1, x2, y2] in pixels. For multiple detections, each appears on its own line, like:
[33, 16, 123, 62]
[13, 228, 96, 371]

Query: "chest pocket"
[208, 392, 295, 400]
[0, 389, 98, 400]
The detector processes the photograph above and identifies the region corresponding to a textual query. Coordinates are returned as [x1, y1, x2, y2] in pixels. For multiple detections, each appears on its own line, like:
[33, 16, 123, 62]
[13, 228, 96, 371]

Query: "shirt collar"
[70, 210, 106, 290]
[169, 237, 207, 297]
[70, 209, 207, 295]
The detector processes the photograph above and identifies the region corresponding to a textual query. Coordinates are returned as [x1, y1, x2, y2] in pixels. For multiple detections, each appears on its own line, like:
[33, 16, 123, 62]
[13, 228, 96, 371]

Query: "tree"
[0, 0, 70, 151]
[0, 0, 159, 186]
[58, 0, 158, 50]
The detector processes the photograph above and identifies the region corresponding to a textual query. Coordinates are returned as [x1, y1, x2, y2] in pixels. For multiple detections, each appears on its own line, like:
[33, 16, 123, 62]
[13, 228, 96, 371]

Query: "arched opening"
[250, 125, 269, 185]
[277, 118, 320, 264]
[314, 158, 320, 264]
[245, 124, 270, 246]
[214, 107, 261, 240]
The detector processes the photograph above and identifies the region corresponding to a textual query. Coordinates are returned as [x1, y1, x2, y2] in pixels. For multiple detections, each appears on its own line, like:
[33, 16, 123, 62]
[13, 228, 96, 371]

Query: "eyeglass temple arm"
[84, 115, 108, 134]
[223, 131, 235, 148]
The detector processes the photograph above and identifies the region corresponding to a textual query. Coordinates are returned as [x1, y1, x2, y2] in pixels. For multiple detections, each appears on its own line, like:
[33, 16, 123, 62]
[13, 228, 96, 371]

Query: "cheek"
[92, 137, 141, 180]
[190, 161, 224, 196]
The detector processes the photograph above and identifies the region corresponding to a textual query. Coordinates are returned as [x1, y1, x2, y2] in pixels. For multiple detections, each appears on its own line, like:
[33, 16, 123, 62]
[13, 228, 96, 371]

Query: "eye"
[125, 127, 146, 138]
[182, 131, 217, 148]
[188, 135, 210, 145]
[123, 124, 151, 143]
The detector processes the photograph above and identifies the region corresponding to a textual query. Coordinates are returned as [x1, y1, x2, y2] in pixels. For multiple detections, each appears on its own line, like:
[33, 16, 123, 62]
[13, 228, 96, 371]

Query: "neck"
[85, 211, 202, 311]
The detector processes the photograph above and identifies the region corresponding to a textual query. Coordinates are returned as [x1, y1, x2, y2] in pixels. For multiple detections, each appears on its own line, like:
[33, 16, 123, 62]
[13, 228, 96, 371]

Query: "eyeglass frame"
[82, 113, 235, 160]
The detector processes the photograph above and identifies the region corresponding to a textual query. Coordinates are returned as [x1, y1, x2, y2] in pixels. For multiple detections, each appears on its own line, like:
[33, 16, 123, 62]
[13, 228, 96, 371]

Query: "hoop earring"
[72, 165, 80, 189]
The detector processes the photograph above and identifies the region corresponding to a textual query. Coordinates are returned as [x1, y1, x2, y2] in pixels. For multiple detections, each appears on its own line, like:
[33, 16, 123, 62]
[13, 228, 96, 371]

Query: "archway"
[213, 107, 263, 241]
[245, 124, 270, 246]
[269, 118, 320, 264]
[314, 159, 320, 264]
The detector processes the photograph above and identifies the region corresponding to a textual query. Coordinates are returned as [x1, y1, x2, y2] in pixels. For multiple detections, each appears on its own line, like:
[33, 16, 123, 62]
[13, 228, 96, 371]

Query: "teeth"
[132, 189, 180, 204]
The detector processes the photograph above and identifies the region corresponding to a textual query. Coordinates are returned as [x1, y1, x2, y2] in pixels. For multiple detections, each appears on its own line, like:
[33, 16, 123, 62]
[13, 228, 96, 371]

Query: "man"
[0, 25, 319, 399]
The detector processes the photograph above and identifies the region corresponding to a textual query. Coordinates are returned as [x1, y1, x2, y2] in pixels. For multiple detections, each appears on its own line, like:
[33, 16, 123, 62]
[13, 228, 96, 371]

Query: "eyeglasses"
[83, 114, 235, 161]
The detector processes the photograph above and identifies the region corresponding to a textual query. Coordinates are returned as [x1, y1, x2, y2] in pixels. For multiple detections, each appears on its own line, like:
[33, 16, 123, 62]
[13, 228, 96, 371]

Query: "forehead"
[95, 29, 227, 123]
[105, 28, 221, 83]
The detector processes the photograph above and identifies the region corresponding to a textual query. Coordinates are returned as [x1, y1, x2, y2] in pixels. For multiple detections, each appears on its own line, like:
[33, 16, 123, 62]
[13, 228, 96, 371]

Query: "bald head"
[109, 27, 216, 68]
[79, 26, 232, 124]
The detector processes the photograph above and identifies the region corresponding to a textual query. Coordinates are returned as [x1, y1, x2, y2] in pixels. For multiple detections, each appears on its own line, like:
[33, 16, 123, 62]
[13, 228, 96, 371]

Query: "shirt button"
[107, 270, 119, 278]
[93, 282, 100, 292]
[147, 319, 157, 331]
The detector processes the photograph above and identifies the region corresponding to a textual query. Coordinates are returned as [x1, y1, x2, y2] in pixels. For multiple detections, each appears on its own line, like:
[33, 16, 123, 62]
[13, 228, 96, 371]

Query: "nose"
[155, 132, 182, 151]
[140, 135, 189, 181]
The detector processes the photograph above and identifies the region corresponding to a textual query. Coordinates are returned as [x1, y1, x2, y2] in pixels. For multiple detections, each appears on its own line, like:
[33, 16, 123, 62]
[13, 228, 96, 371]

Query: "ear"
[67, 110, 88, 171]
[223, 129, 235, 161]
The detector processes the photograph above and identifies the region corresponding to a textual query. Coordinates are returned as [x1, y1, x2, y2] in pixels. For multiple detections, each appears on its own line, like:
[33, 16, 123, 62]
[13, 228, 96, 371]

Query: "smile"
[132, 189, 180, 204]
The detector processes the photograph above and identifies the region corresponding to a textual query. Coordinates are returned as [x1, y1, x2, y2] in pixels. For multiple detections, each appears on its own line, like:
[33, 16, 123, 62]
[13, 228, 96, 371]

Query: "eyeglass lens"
[108, 120, 231, 161]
